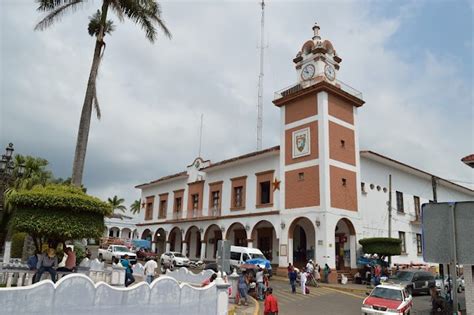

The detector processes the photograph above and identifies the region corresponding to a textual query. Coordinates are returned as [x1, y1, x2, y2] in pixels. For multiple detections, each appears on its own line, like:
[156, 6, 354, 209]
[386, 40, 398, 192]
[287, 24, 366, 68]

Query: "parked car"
[136, 247, 158, 260]
[98, 245, 137, 264]
[160, 252, 190, 267]
[435, 275, 465, 293]
[389, 270, 435, 295]
[362, 284, 413, 315]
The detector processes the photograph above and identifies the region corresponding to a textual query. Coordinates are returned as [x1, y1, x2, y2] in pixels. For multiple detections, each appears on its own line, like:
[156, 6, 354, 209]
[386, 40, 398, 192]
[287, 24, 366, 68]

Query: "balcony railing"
[274, 74, 363, 101]
[187, 209, 203, 219]
[210, 208, 221, 217]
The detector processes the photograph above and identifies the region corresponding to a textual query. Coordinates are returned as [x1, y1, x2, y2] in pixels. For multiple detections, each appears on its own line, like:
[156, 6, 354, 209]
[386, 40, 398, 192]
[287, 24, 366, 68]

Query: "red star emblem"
[272, 178, 281, 191]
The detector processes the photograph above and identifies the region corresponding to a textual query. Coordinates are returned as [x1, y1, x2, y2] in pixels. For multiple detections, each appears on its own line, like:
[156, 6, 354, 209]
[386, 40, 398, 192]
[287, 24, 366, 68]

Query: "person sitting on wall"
[57, 247, 76, 272]
[34, 248, 58, 283]
[201, 273, 217, 287]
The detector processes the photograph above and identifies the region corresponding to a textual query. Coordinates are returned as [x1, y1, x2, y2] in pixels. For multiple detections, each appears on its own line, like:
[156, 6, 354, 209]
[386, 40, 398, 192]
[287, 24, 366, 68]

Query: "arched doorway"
[226, 222, 247, 247]
[121, 228, 132, 239]
[141, 229, 152, 241]
[288, 217, 315, 268]
[168, 227, 183, 253]
[109, 227, 120, 238]
[154, 228, 166, 254]
[334, 218, 356, 270]
[204, 224, 222, 259]
[251, 220, 278, 263]
[185, 226, 202, 260]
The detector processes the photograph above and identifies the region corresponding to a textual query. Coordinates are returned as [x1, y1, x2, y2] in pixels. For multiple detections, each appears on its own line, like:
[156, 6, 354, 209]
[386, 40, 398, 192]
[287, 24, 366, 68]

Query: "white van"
[229, 246, 266, 265]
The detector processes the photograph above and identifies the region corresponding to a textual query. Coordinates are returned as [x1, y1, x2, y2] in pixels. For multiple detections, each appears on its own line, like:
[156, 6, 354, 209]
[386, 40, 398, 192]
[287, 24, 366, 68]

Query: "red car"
[135, 248, 158, 260]
[362, 284, 413, 315]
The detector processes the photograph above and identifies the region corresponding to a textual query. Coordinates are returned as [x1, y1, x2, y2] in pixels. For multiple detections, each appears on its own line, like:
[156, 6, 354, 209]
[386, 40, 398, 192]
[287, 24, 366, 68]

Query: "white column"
[182, 242, 188, 256]
[350, 235, 357, 268]
[200, 242, 206, 261]
[165, 242, 171, 253]
[288, 238, 293, 264]
[2, 241, 11, 265]
[151, 242, 157, 253]
[247, 240, 253, 248]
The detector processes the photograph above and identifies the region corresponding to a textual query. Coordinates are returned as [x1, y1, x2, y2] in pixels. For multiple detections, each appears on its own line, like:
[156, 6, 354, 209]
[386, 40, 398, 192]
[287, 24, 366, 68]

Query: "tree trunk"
[71, 2, 109, 186]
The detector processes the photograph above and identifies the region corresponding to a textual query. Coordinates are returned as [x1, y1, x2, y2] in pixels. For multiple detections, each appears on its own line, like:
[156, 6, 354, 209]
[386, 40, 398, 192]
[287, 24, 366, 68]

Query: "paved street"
[257, 279, 467, 315]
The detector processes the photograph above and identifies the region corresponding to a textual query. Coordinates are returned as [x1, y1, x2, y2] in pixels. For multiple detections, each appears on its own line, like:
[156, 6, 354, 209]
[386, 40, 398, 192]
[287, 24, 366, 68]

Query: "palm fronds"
[35, 0, 84, 31]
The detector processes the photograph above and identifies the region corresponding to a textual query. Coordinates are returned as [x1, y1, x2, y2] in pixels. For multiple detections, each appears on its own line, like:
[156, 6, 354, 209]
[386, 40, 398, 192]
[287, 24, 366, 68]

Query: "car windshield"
[371, 287, 403, 301]
[392, 271, 413, 281]
[114, 246, 129, 252]
[249, 253, 265, 259]
[173, 253, 184, 258]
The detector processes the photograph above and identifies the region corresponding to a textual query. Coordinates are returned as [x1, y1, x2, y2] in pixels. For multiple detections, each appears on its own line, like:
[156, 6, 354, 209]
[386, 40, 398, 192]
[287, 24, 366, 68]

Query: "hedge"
[7, 184, 112, 216]
[359, 237, 402, 256]
[11, 208, 106, 241]
[11, 232, 27, 258]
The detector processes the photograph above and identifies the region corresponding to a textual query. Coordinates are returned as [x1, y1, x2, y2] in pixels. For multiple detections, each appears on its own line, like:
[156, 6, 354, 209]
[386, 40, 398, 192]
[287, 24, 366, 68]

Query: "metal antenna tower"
[256, 0, 265, 151]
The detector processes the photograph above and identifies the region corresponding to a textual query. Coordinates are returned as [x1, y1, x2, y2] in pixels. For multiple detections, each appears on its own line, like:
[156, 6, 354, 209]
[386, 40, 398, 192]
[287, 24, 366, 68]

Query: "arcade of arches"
[139, 217, 357, 272]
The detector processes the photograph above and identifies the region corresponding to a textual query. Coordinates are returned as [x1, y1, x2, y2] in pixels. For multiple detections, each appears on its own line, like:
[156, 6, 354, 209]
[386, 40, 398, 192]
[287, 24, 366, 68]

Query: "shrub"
[11, 232, 27, 258]
[359, 237, 402, 256]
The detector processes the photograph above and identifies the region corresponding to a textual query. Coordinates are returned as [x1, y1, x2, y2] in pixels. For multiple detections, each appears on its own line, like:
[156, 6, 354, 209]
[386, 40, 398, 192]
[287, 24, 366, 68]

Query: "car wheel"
[160, 259, 164, 265]
[98, 253, 103, 261]
[173, 261, 177, 267]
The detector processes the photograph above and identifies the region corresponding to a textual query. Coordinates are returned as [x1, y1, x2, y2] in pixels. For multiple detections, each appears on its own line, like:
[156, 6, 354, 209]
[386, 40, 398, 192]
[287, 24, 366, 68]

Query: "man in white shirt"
[306, 259, 314, 274]
[256, 266, 265, 300]
[144, 258, 158, 284]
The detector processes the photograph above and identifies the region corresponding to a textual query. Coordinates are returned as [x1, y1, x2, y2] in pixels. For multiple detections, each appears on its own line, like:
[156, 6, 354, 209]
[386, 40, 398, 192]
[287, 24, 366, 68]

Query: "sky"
[1, 0, 473, 215]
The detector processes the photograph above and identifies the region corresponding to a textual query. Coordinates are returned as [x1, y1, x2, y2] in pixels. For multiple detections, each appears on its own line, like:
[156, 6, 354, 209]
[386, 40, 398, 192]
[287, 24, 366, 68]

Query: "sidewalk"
[229, 296, 259, 315]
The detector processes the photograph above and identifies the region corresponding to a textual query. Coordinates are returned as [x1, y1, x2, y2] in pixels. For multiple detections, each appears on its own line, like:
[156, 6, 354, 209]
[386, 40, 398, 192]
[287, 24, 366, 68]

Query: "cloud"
[1, 1, 472, 214]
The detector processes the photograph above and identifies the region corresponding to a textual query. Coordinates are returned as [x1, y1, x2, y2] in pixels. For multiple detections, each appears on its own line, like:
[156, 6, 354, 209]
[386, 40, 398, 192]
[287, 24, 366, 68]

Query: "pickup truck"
[98, 245, 137, 264]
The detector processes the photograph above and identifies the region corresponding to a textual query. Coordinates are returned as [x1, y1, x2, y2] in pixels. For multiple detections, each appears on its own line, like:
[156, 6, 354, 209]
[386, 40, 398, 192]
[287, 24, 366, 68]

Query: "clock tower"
[295, 23, 341, 88]
[273, 23, 364, 274]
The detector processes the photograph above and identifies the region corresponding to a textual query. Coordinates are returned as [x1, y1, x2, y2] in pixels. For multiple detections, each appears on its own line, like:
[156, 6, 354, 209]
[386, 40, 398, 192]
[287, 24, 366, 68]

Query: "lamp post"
[0, 143, 25, 263]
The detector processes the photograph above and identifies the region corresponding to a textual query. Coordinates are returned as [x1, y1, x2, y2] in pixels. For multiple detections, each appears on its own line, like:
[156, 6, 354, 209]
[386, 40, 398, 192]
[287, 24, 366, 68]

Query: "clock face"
[324, 64, 336, 81]
[301, 64, 315, 81]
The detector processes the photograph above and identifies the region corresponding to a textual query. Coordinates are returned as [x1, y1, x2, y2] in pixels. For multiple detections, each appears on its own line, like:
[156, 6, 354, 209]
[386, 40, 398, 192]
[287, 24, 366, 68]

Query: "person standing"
[238, 271, 249, 306]
[323, 263, 331, 283]
[314, 263, 321, 287]
[120, 254, 135, 287]
[289, 267, 297, 294]
[34, 248, 58, 283]
[256, 266, 265, 301]
[287, 263, 293, 278]
[306, 260, 314, 274]
[300, 271, 307, 295]
[264, 287, 279, 315]
[144, 257, 158, 284]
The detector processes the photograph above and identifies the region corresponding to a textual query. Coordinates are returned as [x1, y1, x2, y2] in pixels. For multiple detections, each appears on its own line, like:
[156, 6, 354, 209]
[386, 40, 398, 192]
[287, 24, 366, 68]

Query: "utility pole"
[431, 176, 437, 203]
[388, 174, 392, 266]
[256, 0, 266, 151]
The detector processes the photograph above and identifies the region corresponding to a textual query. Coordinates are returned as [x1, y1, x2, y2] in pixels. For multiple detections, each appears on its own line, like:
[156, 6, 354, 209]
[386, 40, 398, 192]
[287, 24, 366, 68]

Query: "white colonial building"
[134, 25, 474, 281]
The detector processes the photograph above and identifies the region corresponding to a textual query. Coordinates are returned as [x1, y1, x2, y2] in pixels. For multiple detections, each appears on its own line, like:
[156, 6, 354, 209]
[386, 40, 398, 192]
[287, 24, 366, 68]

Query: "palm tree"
[34, 0, 171, 187]
[108, 195, 127, 213]
[130, 199, 141, 215]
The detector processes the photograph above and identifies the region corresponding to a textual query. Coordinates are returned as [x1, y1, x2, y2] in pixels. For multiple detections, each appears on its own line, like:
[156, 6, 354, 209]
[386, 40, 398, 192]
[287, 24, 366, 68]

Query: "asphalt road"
[258, 279, 467, 315]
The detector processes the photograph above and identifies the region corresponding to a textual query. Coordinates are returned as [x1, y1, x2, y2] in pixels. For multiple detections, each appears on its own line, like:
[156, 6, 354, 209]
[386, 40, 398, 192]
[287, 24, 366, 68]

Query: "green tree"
[108, 195, 126, 213]
[1, 154, 53, 250]
[358, 237, 402, 258]
[8, 184, 112, 252]
[34, 0, 171, 187]
[130, 199, 141, 215]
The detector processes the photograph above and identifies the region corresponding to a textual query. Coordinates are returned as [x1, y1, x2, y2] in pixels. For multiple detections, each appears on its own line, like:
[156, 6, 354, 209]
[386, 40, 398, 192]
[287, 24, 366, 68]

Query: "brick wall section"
[285, 166, 320, 209]
[465, 265, 474, 314]
[330, 165, 357, 211]
[187, 181, 204, 211]
[285, 121, 319, 165]
[329, 121, 356, 166]
[328, 94, 354, 125]
[285, 94, 318, 124]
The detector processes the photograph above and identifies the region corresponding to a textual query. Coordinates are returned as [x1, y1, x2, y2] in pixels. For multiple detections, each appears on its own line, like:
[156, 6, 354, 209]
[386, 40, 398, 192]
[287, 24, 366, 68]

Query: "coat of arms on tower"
[292, 127, 310, 158]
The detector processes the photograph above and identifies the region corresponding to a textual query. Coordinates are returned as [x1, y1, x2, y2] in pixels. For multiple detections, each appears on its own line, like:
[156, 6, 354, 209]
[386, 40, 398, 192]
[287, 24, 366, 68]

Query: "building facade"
[134, 25, 474, 280]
